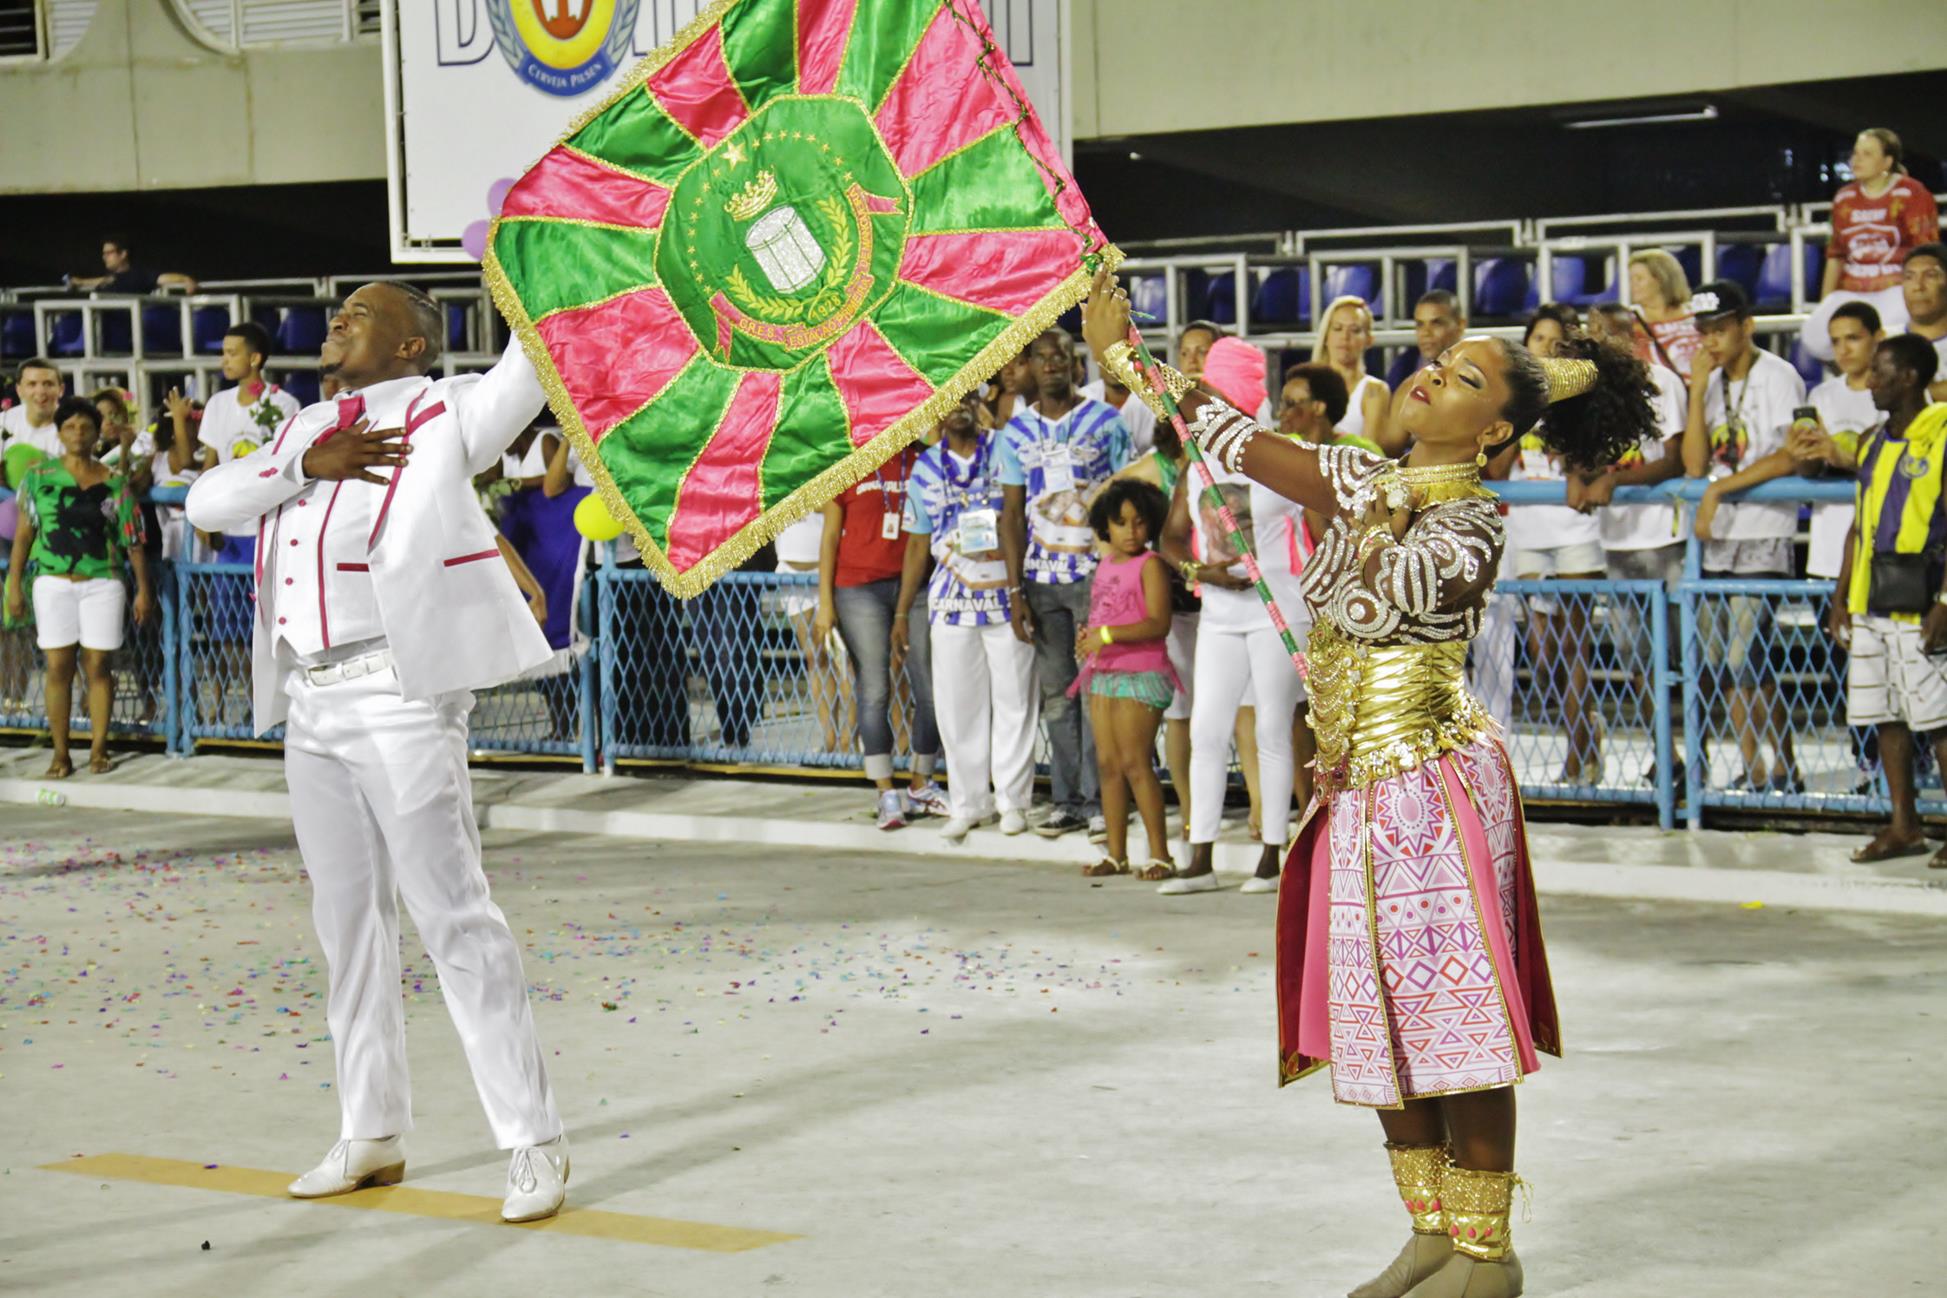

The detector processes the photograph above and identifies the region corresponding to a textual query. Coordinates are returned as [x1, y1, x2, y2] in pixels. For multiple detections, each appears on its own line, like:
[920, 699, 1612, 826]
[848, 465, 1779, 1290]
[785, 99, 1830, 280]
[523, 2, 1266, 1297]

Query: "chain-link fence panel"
[596, 566, 951, 771]
[1678, 576, 1922, 819]
[1480, 578, 1674, 819]
[0, 556, 172, 747]
[175, 562, 271, 744]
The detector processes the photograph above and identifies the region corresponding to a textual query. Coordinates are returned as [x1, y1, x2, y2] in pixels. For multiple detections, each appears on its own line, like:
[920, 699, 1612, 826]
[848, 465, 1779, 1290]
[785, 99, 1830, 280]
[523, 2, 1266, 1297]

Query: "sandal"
[1082, 858, 1129, 878]
[1136, 861, 1174, 882]
[1850, 831, 1929, 864]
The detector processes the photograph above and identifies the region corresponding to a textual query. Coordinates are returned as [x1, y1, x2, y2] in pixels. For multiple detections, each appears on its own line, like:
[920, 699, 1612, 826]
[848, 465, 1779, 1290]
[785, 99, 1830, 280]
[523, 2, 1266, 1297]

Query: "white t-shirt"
[199, 382, 302, 537]
[773, 512, 825, 566]
[1079, 379, 1157, 456]
[1911, 328, 1947, 377]
[1506, 432, 1603, 553]
[1334, 373, 1388, 441]
[1805, 375, 1880, 579]
[1700, 349, 1806, 560]
[1600, 364, 1690, 551]
[1189, 455, 1308, 635]
[0, 405, 61, 461]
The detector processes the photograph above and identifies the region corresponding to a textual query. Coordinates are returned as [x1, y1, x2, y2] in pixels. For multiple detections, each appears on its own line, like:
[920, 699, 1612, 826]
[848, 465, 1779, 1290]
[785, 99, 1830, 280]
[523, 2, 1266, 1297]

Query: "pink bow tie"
[334, 393, 366, 432]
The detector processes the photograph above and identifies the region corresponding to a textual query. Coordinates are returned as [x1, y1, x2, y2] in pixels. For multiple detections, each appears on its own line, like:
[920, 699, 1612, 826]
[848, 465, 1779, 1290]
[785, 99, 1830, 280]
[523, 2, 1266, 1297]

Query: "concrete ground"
[1, 804, 1938, 1297]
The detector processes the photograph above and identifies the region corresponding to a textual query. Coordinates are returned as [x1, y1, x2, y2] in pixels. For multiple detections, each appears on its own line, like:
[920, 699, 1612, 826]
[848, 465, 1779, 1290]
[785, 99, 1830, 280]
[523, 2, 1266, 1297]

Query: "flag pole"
[1113, 323, 1308, 678]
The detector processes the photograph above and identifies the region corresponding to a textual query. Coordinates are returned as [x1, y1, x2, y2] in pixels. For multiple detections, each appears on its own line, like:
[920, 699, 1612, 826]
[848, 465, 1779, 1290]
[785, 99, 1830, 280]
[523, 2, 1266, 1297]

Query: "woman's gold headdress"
[1541, 358, 1598, 404]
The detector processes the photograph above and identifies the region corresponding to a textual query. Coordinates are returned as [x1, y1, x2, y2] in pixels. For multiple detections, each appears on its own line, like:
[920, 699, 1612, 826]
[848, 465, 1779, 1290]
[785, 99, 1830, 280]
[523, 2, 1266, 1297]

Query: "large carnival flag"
[485, 0, 1116, 596]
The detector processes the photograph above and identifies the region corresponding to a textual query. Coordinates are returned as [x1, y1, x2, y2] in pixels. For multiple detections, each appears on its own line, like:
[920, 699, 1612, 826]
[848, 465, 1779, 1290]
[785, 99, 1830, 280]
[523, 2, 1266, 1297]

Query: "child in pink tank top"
[1071, 479, 1178, 877]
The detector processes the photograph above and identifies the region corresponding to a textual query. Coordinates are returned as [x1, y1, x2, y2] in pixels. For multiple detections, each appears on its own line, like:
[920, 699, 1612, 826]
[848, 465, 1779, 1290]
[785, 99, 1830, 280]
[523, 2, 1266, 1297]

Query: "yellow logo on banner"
[490, 0, 639, 98]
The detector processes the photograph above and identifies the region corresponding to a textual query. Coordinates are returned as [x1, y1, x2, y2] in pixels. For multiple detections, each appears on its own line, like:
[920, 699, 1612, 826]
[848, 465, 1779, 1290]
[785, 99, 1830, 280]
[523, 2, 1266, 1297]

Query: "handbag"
[1867, 549, 1944, 615]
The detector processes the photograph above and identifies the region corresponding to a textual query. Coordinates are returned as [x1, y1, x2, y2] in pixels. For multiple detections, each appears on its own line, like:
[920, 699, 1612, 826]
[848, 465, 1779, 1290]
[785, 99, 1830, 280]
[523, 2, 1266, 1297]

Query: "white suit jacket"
[185, 343, 554, 734]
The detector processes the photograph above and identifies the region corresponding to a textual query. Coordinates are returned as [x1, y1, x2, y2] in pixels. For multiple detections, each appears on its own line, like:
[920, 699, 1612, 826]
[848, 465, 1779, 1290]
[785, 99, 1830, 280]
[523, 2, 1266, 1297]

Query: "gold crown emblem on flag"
[724, 170, 778, 222]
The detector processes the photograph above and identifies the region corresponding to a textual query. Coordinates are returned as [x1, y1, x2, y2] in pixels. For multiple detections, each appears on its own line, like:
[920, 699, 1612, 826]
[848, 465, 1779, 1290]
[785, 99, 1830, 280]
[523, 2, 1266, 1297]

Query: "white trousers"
[1191, 626, 1304, 845]
[283, 665, 561, 1149]
[1471, 591, 1521, 734]
[930, 620, 1038, 822]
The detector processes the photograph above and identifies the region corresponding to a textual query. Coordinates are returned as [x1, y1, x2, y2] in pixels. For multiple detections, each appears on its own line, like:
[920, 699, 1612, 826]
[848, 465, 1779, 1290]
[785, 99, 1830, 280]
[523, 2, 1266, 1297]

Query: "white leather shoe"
[287, 1136, 406, 1198]
[999, 809, 1027, 835]
[502, 1136, 570, 1223]
[1157, 870, 1223, 895]
[1239, 872, 1280, 894]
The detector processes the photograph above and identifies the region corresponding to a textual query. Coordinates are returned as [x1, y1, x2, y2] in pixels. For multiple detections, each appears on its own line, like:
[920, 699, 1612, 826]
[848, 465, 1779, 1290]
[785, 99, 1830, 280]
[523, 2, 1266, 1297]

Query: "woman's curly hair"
[1494, 331, 1657, 474]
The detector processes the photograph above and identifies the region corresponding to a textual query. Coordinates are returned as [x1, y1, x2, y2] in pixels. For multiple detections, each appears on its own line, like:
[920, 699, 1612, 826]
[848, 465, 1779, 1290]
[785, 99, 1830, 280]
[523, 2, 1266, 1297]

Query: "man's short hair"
[1829, 301, 1882, 334]
[16, 357, 59, 381]
[1415, 289, 1461, 316]
[1903, 242, 1947, 272]
[225, 321, 275, 365]
[1282, 361, 1349, 426]
[1879, 333, 1940, 388]
[385, 282, 445, 371]
[102, 233, 130, 252]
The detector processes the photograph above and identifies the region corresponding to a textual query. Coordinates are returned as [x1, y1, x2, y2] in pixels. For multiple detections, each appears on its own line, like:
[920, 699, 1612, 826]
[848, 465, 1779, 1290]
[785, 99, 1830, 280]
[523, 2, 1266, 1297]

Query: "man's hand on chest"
[302, 420, 413, 486]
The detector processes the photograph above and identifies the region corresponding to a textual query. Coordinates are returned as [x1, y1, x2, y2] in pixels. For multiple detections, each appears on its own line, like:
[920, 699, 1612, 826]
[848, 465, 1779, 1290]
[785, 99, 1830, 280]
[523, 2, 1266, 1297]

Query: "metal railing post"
[598, 547, 619, 776]
[1650, 578, 1674, 830]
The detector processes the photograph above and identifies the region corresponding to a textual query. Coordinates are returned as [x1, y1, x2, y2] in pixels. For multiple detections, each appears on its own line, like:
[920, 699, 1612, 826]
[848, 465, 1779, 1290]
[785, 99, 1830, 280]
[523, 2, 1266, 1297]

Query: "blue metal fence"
[3, 476, 1933, 829]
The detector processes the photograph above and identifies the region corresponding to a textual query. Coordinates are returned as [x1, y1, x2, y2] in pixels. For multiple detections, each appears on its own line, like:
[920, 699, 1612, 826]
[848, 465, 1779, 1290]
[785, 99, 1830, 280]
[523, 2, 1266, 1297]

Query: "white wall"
[0, 0, 385, 195]
[1070, 0, 1947, 138]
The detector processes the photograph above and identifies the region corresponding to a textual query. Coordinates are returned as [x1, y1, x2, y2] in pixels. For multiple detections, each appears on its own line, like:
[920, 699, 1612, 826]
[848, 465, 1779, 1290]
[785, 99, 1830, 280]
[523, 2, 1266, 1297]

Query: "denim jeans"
[1026, 579, 1099, 815]
[834, 577, 938, 780]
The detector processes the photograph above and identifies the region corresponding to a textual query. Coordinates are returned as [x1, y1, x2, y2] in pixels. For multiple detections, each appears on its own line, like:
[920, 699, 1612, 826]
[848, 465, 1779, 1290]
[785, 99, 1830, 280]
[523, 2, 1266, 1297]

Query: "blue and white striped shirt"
[904, 436, 1009, 627]
[997, 397, 1130, 584]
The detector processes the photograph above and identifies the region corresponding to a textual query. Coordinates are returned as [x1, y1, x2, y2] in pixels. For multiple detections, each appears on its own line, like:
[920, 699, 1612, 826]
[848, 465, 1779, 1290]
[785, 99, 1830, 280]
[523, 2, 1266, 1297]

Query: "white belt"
[303, 648, 395, 686]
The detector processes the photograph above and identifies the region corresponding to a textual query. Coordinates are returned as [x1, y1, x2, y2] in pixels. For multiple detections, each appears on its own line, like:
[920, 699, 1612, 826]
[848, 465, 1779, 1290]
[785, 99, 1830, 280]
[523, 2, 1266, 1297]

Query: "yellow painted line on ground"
[39, 1155, 800, 1253]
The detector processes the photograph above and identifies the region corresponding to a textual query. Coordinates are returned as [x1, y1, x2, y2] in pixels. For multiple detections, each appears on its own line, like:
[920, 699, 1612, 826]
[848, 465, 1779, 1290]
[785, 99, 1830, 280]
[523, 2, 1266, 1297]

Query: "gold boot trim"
[1385, 1142, 1452, 1235]
[1442, 1166, 1519, 1261]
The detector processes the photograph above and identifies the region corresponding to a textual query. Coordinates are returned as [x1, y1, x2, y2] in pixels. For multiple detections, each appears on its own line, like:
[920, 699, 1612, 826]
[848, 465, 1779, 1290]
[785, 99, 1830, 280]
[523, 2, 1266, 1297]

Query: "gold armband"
[1101, 341, 1194, 421]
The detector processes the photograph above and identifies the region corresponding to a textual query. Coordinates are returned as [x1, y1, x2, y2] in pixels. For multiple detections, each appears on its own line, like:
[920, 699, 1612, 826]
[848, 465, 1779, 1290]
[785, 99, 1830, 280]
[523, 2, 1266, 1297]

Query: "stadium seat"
[1427, 259, 1458, 294]
[281, 370, 322, 406]
[446, 303, 467, 352]
[1385, 349, 1420, 390]
[1787, 338, 1826, 389]
[101, 310, 132, 355]
[1754, 243, 1821, 310]
[1715, 244, 1763, 298]
[142, 304, 183, 356]
[1206, 271, 1236, 325]
[1547, 256, 1587, 302]
[1674, 245, 1702, 288]
[276, 307, 329, 355]
[1322, 264, 1379, 314]
[1, 312, 33, 359]
[192, 305, 231, 354]
[1130, 274, 1167, 322]
[1251, 268, 1303, 326]
[48, 310, 84, 356]
[1472, 258, 1531, 317]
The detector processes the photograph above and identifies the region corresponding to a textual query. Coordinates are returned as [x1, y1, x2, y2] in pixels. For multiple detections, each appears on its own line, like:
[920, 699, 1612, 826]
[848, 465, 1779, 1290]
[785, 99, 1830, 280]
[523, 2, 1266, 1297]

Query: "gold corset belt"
[1306, 623, 1492, 793]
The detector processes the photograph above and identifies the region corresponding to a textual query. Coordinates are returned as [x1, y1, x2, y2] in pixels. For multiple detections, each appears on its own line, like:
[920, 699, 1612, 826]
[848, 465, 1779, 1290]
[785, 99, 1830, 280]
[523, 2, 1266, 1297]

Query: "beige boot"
[1347, 1143, 1454, 1298]
[1402, 1166, 1524, 1297]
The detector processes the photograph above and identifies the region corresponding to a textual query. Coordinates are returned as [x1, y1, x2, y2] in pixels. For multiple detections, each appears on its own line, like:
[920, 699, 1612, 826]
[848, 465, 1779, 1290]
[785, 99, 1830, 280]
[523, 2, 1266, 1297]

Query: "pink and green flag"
[485, 0, 1117, 596]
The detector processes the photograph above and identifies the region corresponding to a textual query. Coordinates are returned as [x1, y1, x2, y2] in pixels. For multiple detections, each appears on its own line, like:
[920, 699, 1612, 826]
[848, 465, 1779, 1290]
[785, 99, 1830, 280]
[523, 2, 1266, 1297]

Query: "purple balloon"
[462, 219, 490, 262]
[487, 177, 515, 216]
[0, 497, 15, 542]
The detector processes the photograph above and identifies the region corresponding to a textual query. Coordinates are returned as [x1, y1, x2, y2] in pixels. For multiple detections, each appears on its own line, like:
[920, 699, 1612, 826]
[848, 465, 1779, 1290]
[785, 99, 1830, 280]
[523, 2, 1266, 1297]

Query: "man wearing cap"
[1682, 279, 1808, 794]
[185, 282, 571, 1223]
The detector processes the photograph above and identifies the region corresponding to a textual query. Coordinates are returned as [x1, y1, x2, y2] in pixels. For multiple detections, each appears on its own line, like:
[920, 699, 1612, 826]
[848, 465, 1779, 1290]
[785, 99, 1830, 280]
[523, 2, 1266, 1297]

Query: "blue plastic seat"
[1427, 259, 1458, 295]
[1322, 264, 1379, 315]
[281, 370, 322, 406]
[1130, 274, 1167, 322]
[1674, 246, 1702, 289]
[1385, 349, 1421, 390]
[1754, 243, 1821, 310]
[192, 305, 231, 354]
[446, 304, 467, 351]
[1787, 339, 1826, 389]
[1548, 257, 1588, 302]
[1472, 258, 1531, 317]
[1715, 245, 1763, 299]
[101, 310, 132, 355]
[48, 311, 85, 357]
[142, 305, 183, 356]
[1251, 268, 1303, 326]
[1205, 271, 1236, 325]
[1, 313, 33, 359]
[276, 307, 329, 356]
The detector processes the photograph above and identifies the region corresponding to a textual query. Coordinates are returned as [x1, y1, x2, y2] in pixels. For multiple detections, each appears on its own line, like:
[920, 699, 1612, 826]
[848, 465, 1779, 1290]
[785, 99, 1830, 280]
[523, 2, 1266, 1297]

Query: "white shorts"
[1508, 540, 1606, 579]
[1165, 612, 1198, 721]
[32, 575, 126, 651]
[1847, 616, 1947, 731]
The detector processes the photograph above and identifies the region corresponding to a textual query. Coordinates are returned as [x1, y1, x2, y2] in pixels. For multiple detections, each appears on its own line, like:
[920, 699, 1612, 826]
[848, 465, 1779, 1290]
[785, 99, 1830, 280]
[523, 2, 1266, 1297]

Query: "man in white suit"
[186, 282, 570, 1222]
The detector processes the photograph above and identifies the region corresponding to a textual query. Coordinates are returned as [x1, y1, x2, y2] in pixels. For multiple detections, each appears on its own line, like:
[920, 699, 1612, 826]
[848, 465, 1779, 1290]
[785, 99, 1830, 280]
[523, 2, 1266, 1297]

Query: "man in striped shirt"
[998, 329, 1131, 838]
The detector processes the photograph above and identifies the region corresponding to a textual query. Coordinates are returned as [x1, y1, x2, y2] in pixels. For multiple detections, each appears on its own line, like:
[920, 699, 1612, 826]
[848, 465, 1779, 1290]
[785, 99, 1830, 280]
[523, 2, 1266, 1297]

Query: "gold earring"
[1475, 448, 1488, 468]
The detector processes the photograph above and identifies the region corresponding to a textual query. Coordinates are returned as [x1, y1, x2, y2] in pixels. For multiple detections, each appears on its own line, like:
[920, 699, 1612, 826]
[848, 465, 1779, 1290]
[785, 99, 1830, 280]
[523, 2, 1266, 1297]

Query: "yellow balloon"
[573, 491, 624, 542]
